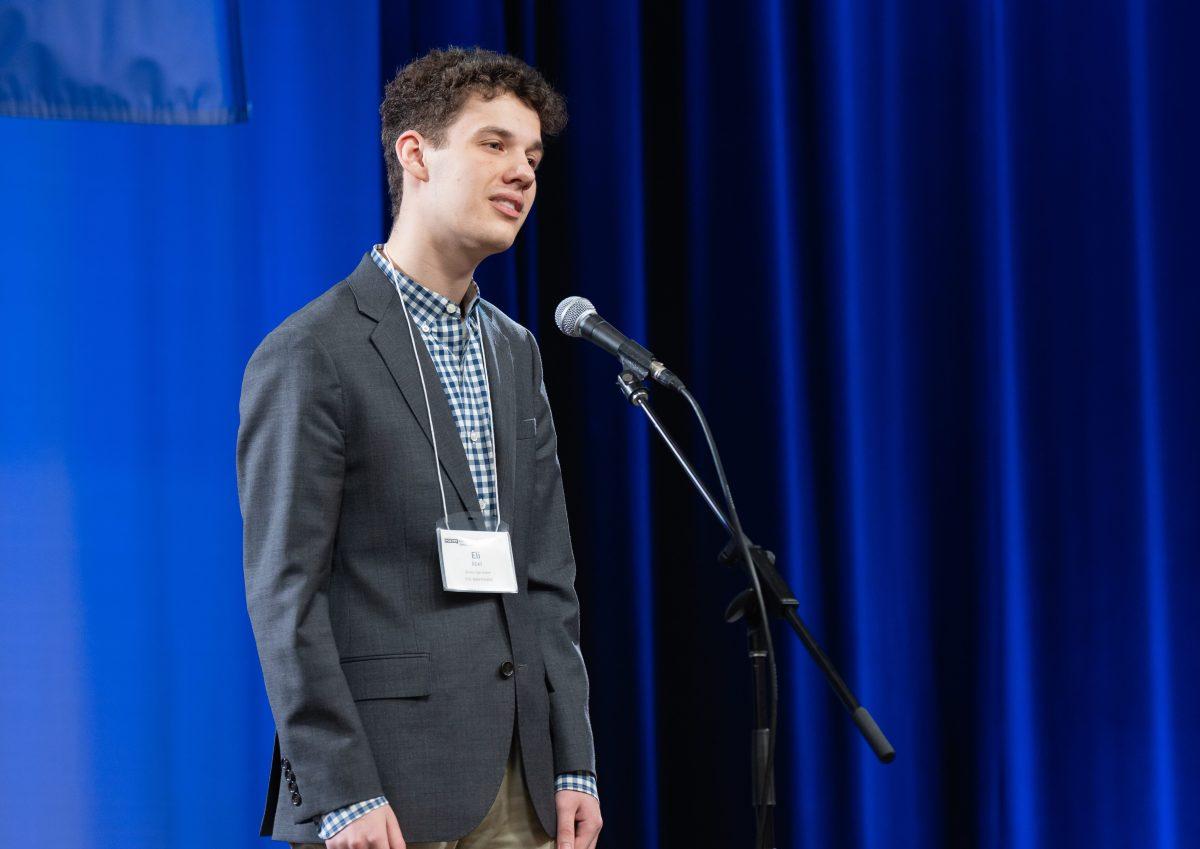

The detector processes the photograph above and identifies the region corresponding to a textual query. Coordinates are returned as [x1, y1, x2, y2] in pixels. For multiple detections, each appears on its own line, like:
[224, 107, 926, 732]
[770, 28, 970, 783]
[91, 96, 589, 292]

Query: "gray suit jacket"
[237, 253, 595, 844]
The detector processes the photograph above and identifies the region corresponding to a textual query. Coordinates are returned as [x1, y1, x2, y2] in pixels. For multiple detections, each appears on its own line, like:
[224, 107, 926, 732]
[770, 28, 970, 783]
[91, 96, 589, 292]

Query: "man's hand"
[326, 804, 405, 849]
[555, 790, 603, 849]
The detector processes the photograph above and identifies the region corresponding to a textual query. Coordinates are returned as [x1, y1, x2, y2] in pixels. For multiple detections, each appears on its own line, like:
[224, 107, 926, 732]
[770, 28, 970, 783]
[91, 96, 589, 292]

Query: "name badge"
[437, 526, 518, 593]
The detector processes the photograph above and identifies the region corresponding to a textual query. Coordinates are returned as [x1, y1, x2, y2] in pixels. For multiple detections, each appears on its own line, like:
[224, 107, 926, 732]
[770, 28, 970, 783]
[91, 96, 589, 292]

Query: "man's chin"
[480, 227, 520, 254]
[455, 223, 521, 261]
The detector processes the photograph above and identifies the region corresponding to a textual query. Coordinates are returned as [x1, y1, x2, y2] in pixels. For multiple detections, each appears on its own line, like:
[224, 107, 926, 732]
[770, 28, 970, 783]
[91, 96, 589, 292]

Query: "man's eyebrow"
[475, 126, 544, 153]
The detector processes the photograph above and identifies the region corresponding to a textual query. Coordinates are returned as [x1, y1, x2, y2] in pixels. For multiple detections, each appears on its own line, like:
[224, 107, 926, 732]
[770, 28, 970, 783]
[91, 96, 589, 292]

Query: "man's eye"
[486, 141, 502, 150]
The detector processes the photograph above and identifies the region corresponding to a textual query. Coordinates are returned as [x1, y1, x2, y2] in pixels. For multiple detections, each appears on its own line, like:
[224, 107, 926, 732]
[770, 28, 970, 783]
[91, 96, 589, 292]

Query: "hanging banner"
[0, 0, 248, 124]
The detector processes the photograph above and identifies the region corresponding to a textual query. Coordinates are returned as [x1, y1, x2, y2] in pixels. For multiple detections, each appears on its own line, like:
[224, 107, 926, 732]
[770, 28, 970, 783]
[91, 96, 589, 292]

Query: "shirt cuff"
[555, 771, 599, 799]
[317, 796, 388, 839]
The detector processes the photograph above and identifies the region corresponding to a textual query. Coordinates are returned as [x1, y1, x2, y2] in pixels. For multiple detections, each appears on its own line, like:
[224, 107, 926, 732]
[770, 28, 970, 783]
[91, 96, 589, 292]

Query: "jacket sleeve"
[237, 324, 384, 824]
[524, 330, 597, 776]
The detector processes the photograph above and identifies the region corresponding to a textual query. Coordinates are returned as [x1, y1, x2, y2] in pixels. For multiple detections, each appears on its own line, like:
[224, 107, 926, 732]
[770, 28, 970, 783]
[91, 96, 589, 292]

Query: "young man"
[238, 48, 602, 849]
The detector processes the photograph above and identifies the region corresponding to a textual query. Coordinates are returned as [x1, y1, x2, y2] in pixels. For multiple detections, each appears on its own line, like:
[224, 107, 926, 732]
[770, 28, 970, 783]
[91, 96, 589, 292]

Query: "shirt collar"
[370, 245, 481, 323]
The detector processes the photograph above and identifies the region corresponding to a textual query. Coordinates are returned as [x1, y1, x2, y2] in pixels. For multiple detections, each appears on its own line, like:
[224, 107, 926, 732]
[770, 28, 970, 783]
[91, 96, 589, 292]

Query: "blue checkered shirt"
[313, 248, 597, 840]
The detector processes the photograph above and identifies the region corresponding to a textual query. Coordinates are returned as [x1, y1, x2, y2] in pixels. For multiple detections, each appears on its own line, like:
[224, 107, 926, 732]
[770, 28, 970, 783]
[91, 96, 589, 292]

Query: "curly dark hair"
[380, 46, 568, 222]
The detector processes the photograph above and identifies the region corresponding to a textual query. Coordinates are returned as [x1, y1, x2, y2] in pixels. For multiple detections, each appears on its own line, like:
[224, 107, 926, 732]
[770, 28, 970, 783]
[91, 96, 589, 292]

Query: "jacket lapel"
[348, 254, 481, 516]
[479, 306, 515, 528]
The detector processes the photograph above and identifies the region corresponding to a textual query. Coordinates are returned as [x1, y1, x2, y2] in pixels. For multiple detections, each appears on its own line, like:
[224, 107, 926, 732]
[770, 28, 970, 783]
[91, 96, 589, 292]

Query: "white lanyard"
[382, 247, 501, 526]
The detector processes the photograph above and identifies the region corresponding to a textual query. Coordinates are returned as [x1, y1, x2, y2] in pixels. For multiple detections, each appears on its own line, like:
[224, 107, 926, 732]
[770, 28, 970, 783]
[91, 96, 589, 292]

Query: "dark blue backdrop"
[1, 2, 1197, 848]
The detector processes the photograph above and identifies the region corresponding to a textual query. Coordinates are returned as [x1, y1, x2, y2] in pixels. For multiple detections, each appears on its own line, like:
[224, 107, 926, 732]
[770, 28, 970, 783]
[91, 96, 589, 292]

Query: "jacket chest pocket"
[340, 652, 432, 700]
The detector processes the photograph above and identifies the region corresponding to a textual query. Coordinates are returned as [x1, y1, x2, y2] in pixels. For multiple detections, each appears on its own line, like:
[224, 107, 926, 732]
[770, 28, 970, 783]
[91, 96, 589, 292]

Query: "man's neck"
[382, 217, 478, 307]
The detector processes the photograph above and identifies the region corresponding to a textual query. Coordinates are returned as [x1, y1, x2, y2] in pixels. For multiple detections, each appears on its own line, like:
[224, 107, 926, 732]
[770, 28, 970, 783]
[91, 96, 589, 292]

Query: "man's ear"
[395, 130, 430, 184]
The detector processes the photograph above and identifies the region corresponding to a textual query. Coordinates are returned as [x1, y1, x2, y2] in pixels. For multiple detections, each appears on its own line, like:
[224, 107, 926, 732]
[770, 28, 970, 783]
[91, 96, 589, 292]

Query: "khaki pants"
[294, 735, 553, 849]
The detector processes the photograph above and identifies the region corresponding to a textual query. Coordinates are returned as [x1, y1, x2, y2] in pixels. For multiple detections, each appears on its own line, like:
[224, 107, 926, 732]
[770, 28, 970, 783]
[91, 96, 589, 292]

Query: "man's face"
[415, 92, 543, 259]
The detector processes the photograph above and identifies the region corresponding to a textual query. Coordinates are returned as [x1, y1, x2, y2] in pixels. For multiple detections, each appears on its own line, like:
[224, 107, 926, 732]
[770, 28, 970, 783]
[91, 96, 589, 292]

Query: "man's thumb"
[557, 816, 574, 849]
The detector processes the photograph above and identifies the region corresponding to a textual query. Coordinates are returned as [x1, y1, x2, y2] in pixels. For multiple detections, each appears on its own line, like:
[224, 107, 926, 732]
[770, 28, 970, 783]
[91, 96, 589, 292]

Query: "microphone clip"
[618, 354, 650, 381]
[616, 370, 650, 406]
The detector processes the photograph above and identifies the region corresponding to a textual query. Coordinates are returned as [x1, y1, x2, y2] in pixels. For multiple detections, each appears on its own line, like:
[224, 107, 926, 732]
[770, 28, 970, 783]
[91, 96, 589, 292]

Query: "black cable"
[678, 387, 778, 849]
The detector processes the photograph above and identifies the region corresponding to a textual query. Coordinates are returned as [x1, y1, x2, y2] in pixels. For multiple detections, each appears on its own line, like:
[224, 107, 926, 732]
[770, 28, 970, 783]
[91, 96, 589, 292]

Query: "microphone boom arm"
[614, 370, 896, 764]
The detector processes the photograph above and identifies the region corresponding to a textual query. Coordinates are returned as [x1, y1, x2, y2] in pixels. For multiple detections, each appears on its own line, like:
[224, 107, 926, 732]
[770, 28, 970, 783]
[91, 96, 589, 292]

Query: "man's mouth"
[489, 194, 523, 219]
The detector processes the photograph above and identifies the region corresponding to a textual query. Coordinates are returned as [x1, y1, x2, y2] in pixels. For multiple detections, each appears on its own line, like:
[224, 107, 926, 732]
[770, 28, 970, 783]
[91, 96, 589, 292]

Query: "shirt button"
[470, 431, 479, 442]
[420, 324, 430, 333]
[446, 303, 458, 314]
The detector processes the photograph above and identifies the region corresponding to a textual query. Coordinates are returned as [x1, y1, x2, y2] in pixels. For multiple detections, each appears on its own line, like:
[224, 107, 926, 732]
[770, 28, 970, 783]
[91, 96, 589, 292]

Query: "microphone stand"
[614, 370, 894, 846]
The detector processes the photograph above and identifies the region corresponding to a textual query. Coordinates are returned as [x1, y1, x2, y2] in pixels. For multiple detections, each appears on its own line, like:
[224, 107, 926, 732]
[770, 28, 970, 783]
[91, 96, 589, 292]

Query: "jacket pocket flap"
[340, 653, 431, 700]
[518, 417, 537, 439]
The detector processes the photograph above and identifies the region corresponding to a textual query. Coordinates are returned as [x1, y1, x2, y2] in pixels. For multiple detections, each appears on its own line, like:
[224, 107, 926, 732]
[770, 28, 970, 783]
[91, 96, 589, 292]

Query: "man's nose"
[507, 157, 535, 187]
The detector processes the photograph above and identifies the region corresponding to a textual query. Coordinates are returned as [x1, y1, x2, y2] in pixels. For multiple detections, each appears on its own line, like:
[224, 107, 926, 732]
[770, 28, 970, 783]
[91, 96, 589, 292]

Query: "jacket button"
[499, 660, 515, 678]
[291, 791, 302, 806]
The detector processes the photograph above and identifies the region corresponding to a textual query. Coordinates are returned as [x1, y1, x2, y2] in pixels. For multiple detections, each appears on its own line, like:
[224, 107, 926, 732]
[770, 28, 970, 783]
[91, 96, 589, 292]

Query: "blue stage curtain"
[1, 2, 1197, 848]
[0, 1, 378, 845]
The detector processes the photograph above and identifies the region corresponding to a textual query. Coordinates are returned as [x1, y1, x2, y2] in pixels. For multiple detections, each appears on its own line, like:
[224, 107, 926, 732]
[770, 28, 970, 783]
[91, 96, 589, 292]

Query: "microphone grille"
[554, 296, 596, 337]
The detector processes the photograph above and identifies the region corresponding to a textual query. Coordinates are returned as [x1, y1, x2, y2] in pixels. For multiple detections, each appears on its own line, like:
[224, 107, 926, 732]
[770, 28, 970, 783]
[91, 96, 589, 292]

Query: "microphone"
[554, 296, 685, 391]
